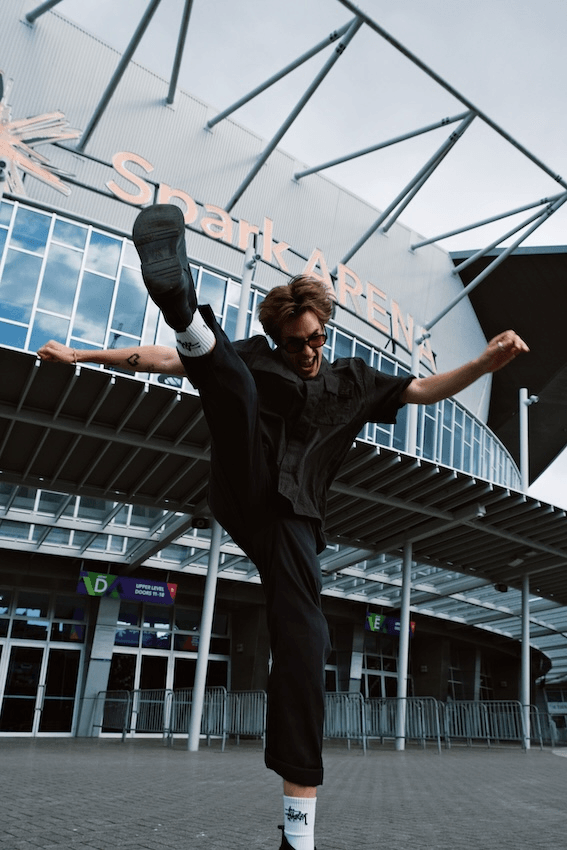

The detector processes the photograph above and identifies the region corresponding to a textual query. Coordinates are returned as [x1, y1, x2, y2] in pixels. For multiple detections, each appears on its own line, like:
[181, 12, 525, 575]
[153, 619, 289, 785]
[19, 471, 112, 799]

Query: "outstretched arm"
[401, 330, 529, 405]
[37, 340, 185, 376]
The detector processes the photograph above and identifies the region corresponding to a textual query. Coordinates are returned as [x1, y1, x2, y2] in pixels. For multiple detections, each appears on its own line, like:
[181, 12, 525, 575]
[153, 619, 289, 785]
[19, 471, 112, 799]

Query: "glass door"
[0, 645, 81, 734]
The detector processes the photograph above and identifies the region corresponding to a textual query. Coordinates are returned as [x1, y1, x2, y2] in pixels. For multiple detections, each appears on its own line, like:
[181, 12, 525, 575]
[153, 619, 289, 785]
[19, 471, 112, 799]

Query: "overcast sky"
[47, 0, 567, 507]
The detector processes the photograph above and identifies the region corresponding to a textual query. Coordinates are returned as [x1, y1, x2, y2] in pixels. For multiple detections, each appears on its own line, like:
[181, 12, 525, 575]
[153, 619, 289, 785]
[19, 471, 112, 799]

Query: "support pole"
[25, 0, 63, 23]
[396, 541, 413, 751]
[188, 519, 223, 751]
[166, 0, 195, 105]
[519, 388, 539, 493]
[234, 242, 258, 342]
[332, 112, 475, 272]
[521, 574, 531, 751]
[224, 16, 362, 212]
[77, 0, 162, 151]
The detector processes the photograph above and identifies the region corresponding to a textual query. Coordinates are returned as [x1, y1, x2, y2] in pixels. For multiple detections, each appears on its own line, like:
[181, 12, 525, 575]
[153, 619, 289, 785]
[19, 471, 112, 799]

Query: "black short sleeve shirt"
[234, 335, 414, 524]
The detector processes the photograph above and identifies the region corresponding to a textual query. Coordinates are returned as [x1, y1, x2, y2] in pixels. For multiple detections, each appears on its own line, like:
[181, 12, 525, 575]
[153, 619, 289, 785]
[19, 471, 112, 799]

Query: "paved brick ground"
[1, 737, 566, 849]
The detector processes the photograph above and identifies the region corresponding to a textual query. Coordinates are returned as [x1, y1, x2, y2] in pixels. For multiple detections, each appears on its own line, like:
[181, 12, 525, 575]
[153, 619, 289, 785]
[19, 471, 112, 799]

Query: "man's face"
[279, 309, 326, 380]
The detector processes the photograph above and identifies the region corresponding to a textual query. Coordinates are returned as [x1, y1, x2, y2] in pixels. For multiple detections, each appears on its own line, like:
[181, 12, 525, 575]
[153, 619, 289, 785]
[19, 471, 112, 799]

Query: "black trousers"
[179, 309, 331, 787]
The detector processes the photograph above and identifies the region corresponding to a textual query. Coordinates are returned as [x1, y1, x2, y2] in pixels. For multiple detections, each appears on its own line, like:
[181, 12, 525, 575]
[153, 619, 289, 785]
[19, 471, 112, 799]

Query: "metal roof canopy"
[2, 347, 567, 601]
[450, 246, 567, 483]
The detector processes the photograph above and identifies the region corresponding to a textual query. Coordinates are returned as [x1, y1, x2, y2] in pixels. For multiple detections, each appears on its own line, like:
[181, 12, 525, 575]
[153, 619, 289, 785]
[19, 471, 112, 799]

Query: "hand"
[483, 330, 529, 373]
[37, 340, 76, 364]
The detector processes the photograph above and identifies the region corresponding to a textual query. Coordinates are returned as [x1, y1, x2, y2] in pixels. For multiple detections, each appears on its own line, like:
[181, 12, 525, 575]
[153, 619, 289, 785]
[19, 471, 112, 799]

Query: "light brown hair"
[258, 275, 334, 344]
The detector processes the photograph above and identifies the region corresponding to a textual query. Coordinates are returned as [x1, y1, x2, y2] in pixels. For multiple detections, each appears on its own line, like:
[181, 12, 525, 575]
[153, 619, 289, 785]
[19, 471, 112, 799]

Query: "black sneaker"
[132, 204, 197, 331]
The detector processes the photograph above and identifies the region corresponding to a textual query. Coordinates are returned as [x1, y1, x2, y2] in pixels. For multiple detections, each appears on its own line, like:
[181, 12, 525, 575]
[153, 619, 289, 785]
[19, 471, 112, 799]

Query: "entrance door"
[0, 645, 81, 734]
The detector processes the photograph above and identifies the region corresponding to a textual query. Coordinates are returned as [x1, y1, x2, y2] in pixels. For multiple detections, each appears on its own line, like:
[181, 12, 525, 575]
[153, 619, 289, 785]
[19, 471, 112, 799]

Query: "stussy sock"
[283, 795, 316, 850]
[175, 310, 215, 358]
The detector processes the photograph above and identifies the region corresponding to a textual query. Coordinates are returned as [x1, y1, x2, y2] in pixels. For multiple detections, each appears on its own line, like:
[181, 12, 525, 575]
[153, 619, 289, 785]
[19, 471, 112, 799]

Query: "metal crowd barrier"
[442, 700, 527, 749]
[91, 690, 131, 740]
[93, 690, 555, 755]
[324, 692, 366, 750]
[227, 690, 267, 743]
[364, 697, 442, 752]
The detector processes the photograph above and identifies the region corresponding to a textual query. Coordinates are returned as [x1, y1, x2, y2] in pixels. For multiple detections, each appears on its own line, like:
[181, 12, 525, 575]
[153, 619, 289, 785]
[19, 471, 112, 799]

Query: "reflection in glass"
[73, 271, 114, 343]
[0, 249, 42, 322]
[0, 200, 13, 226]
[16, 590, 49, 617]
[0, 321, 26, 348]
[142, 630, 171, 649]
[29, 313, 70, 352]
[54, 596, 85, 620]
[112, 266, 146, 336]
[0, 589, 12, 614]
[52, 218, 88, 249]
[40, 648, 80, 732]
[38, 244, 82, 314]
[199, 271, 226, 316]
[118, 601, 140, 627]
[11, 207, 50, 253]
[50, 622, 85, 642]
[0, 227, 6, 259]
[86, 231, 121, 276]
[143, 605, 171, 629]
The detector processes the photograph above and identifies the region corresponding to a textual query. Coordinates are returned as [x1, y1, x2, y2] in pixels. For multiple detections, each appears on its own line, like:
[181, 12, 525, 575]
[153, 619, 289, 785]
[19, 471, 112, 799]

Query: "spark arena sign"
[106, 151, 436, 371]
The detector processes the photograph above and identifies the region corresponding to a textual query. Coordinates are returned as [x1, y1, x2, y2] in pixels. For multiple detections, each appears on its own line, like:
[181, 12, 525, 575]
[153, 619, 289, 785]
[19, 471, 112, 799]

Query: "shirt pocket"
[317, 376, 355, 425]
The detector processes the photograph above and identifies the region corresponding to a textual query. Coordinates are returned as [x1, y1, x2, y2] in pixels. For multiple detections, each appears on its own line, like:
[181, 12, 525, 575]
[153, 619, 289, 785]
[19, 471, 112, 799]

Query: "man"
[38, 204, 528, 850]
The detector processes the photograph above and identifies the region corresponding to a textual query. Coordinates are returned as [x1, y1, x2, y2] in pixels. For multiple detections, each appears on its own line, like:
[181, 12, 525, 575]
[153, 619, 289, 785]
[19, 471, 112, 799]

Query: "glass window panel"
[50, 622, 85, 642]
[392, 405, 407, 451]
[0, 321, 26, 348]
[0, 589, 13, 615]
[114, 628, 140, 647]
[122, 241, 140, 267]
[86, 231, 121, 276]
[11, 486, 37, 511]
[379, 355, 396, 376]
[0, 201, 13, 226]
[0, 248, 43, 322]
[199, 271, 225, 316]
[227, 280, 241, 307]
[0, 482, 15, 506]
[37, 491, 68, 516]
[118, 601, 140, 627]
[213, 613, 228, 635]
[11, 619, 49, 640]
[73, 271, 114, 344]
[0, 227, 7, 259]
[52, 218, 87, 249]
[0, 520, 32, 541]
[354, 342, 372, 364]
[54, 596, 85, 620]
[334, 331, 352, 360]
[37, 244, 82, 314]
[174, 608, 200, 631]
[112, 266, 146, 337]
[16, 591, 49, 617]
[77, 496, 114, 522]
[28, 313, 70, 352]
[130, 504, 165, 529]
[143, 606, 171, 629]
[10, 207, 50, 253]
[173, 632, 200, 652]
[43, 526, 71, 546]
[0, 619, 8, 638]
[70, 530, 92, 549]
[224, 303, 238, 340]
[423, 411, 435, 460]
[141, 630, 171, 649]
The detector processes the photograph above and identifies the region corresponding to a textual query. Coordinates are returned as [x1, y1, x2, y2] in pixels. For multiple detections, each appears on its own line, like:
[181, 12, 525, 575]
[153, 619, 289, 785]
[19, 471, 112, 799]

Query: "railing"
[324, 692, 366, 750]
[441, 700, 527, 749]
[92, 691, 556, 753]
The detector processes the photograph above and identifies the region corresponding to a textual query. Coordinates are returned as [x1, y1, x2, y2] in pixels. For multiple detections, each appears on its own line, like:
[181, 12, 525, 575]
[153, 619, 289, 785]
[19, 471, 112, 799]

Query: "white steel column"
[396, 540, 413, 751]
[519, 388, 539, 492]
[188, 519, 223, 751]
[521, 574, 531, 750]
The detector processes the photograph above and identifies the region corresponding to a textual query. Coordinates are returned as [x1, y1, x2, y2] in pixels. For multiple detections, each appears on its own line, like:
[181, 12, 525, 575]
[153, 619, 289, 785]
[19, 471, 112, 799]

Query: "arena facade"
[0, 1, 566, 742]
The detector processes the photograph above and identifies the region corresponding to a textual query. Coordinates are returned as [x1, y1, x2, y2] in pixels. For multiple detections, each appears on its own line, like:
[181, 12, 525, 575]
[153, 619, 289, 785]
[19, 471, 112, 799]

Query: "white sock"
[283, 796, 316, 850]
[175, 310, 215, 358]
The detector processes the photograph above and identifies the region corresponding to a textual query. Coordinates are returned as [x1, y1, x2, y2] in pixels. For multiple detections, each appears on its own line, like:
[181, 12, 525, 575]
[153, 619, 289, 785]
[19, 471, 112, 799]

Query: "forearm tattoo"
[126, 353, 141, 369]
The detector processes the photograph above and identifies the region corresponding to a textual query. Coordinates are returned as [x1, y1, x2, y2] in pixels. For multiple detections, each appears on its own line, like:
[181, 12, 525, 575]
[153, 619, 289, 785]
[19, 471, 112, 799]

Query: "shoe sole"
[132, 206, 188, 295]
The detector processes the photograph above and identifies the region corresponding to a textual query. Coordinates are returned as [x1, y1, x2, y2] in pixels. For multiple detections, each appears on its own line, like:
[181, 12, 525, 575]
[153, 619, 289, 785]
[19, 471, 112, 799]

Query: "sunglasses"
[280, 331, 327, 354]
